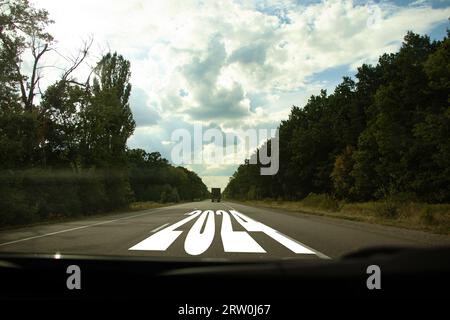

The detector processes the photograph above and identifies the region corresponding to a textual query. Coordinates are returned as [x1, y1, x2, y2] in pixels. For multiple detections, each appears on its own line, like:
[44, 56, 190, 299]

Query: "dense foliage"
[225, 31, 450, 204]
[0, 0, 208, 226]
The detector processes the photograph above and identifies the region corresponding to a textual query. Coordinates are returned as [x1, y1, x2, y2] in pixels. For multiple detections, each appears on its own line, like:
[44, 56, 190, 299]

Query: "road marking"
[151, 223, 170, 233]
[230, 210, 315, 254]
[0, 207, 172, 248]
[222, 202, 332, 259]
[184, 210, 216, 255]
[130, 208, 326, 257]
[221, 210, 266, 253]
[276, 229, 331, 259]
[129, 210, 202, 251]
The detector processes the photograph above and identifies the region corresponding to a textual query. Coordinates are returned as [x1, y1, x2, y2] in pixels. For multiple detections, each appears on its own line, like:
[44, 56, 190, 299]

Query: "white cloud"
[33, 0, 450, 182]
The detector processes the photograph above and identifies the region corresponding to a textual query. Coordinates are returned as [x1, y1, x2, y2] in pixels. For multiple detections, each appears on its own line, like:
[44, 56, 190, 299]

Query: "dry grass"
[235, 197, 450, 235]
[128, 201, 178, 211]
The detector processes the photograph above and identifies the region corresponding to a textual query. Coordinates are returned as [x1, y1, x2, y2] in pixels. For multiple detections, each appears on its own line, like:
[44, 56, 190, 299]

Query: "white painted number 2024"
[129, 210, 315, 255]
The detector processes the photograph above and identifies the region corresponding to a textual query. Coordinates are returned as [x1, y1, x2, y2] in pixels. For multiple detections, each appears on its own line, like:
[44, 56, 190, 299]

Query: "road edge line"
[0, 206, 173, 247]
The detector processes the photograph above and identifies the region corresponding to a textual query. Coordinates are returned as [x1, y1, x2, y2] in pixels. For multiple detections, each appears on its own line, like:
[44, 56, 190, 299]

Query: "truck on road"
[211, 188, 221, 202]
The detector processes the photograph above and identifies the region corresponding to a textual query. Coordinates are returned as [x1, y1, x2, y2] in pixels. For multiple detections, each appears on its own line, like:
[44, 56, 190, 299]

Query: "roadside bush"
[301, 193, 340, 211]
[0, 166, 202, 228]
[377, 200, 399, 218]
[388, 192, 418, 203]
[22, 169, 82, 219]
[159, 185, 181, 203]
[103, 170, 134, 211]
[375, 186, 406, 218]
[77, 170, 107, 214]
[247, 186, 257, 200]
[0, 171, 37, 226]
[0, 169, 135, 228]
[168, 188, 180, 203]
[141, 184, 164, 202]
[420, 208, 435, 225]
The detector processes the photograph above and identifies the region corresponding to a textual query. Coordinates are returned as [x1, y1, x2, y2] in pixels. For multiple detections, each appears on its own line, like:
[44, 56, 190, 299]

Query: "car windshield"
[0, 0, 449, 263]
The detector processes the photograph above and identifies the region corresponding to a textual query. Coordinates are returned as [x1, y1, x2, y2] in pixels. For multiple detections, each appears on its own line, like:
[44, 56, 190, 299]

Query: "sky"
[33, 0, 450, 190]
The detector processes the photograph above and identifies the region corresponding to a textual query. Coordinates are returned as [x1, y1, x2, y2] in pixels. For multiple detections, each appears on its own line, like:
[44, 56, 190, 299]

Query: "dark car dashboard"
[0, 246, 448, 302]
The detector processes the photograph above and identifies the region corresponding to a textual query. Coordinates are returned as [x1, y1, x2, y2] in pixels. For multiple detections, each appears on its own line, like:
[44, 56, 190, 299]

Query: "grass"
[0, 201, 180, 231]
[128, 201, 180, 211]
[230, 194, 450, 235]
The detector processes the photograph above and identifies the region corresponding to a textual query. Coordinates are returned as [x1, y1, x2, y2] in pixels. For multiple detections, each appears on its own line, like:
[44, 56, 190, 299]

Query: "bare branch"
[61, 37, 93, 83]
[65, 79, 88, 87]
[37, 78, 44, 97]
[36, 65, 66, 71]
[26, 35, 50, 110]
[51, 47, 72, 63]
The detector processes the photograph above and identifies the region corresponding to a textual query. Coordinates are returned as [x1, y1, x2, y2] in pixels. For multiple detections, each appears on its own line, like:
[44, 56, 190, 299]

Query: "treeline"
[0, 1, 208, 226]
[225, 31, 450, 204]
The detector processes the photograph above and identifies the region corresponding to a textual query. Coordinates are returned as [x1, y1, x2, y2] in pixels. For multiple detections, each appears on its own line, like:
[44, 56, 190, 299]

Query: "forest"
[0, 0, 208, 227]
[225, 31, 450, 206]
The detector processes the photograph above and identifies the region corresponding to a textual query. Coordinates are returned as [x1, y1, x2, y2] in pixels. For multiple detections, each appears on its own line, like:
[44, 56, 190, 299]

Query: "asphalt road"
[0, 200, 449, 260]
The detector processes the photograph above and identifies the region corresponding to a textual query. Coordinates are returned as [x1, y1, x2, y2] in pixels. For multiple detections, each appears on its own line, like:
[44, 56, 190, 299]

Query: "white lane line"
[0, 207, 171, 247]
[129, 210, 202, 251]
[222, 202, 332, 259]
[277, 231, 331, 259]
[151, 223, 169, 233]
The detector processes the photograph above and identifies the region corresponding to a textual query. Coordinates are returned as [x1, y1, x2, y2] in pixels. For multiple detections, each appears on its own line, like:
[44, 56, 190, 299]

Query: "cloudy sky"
[35, 0, 450, 190]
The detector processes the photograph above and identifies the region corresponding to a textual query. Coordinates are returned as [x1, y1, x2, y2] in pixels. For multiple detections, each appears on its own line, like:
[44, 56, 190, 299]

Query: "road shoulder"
[226, 200, 450, 246]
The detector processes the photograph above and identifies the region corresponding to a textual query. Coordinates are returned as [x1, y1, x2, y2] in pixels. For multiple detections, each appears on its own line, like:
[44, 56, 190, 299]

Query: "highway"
[0, 200, 448, 260]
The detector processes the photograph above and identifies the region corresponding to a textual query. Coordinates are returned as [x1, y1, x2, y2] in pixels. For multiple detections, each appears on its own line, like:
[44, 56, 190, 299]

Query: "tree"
[0, 1, 209, 227]
[331, 146, 355, 200]
[0, 0, 54, 111]
[225, 31, 450, 204]
[0, 1, 91, 169]
[80, 52, 136, 167]
[412, 33, 450, 202]
[39, 81, 87, 168]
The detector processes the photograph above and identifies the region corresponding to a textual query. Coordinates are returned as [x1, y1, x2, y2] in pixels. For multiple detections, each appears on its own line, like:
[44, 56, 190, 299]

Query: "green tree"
[0, 0, 54, 110]
[331, 146, 355, 200]
[412, 34, 450, 202]
[80, 52, 136, 167]
[0, 0, 53, 167]
[39, 82, 88, 168]
[226, 31, 449, 204]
